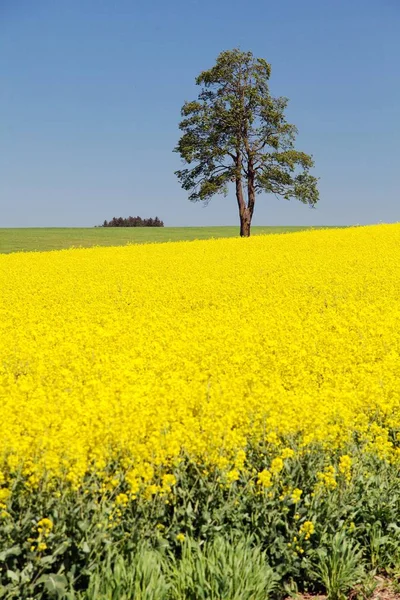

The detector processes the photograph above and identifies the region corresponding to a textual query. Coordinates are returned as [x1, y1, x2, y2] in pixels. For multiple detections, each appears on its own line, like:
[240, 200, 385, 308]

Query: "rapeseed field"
[1, 224, 400, 599]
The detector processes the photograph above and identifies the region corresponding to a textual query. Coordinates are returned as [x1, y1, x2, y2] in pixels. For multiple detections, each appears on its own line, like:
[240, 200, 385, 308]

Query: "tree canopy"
[175, 49, 319, 236]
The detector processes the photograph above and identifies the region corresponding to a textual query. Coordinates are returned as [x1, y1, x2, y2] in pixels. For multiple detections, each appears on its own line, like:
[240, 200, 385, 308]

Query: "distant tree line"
[98, 216, 164, 227]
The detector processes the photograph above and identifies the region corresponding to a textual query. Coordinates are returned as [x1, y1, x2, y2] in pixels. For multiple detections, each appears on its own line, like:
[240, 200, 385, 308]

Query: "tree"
[174, 49, 319, 237]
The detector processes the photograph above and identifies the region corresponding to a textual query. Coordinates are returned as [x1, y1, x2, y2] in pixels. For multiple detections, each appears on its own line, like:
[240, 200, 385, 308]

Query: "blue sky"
[1, 0, 399, 227]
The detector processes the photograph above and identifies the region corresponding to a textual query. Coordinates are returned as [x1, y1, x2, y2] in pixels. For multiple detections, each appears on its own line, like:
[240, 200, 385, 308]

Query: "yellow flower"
[1, 224, 400, 509]
[316, 466, 337, 491]
[339, 455, 352, 482]
[226, 469, 240, 483]
[266, 432, 279, 445]
[144, 484, 159, 500]
[281, 448, 295, 459]
[270, 458, 284, 475]
[299, 520, 315, 540]
[291, 488, 303, 503]
[257, 469, 272, 488]
[115, 493, 129, 506]
[234, 450, 246, 470]
[161, 474, 177, 489]
[37, 542, 47, 552]
[37, 518, 53, 533]
[176, 533, 185, 543]
[0, 489, 11, 503]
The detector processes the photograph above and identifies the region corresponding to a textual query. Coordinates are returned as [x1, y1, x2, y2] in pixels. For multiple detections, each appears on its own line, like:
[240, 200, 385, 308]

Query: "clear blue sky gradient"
[1, 0, 399, 227]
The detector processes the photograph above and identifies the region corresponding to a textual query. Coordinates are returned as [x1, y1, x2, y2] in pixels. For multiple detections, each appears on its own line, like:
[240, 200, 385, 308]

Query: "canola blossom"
[1, 224, 400, 500]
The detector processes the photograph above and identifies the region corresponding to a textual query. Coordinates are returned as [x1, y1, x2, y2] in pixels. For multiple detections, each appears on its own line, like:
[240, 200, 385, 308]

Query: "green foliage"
[76, 546, 169, 600]
[312, 531, 365, 600]
[69, 537, 277, 600]
[168, 536, 278, 600]
[4, 445, 400, 598]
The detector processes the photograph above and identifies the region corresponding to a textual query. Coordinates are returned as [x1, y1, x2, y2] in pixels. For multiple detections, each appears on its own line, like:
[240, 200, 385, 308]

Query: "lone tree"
[175, 49, 319, 237]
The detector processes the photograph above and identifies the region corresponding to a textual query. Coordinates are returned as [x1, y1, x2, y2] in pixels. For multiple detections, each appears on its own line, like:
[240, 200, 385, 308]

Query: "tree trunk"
[235, 152, 252, 237]
[239, 208, 251, 237]
[243, 158, 256, 238]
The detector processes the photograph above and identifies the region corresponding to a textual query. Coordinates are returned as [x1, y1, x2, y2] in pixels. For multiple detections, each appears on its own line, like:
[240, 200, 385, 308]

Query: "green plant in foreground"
[75, 545, 169, 600]
[312, 531, 365, 600]
[168, 535, 278, 600]
[72, 536, 278, 600]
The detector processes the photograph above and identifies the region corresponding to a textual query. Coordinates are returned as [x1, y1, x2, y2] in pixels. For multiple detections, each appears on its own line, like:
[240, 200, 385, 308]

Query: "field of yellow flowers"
[1, 224, 400, 599]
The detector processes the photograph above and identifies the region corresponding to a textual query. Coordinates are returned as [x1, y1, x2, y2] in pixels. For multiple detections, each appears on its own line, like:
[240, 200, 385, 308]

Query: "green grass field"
[0, 226, 342, 254]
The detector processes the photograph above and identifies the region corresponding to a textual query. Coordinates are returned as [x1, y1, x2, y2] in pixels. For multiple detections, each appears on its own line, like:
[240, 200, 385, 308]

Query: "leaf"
[39, 554, 56, 566]
[53, 541, 70, 556]
[37, 573, 68, 596]
[81, 541, 90, 554]
[77, 519, 89, 531]
[0, 545, 22, 561]
[6, 570, 19, 583]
